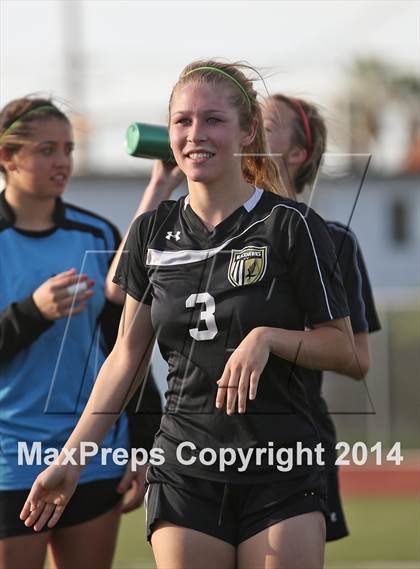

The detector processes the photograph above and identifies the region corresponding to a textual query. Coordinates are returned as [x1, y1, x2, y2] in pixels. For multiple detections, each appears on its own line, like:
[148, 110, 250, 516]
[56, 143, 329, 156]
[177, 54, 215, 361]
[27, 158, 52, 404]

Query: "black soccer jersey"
[114, 188, 350, 482]
[303, 221, 381, 465]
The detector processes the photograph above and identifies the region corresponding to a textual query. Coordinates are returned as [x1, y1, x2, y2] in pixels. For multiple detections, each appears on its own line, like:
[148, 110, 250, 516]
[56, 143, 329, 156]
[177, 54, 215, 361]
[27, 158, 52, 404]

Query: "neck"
[276, 158, 297, 200]
[187, 173, 254, 231]
[5, 186, 56, 230]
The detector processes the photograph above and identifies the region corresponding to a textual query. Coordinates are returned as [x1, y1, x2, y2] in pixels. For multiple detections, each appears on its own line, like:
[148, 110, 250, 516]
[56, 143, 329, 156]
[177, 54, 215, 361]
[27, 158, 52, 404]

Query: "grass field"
[112, 496, 420, 568]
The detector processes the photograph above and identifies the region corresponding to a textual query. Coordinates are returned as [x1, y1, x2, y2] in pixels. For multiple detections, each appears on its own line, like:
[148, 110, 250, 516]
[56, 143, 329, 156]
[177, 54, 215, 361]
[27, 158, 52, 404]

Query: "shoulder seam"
[64, 202, 120, 231]
[61, 219, 105, 240]
[64, 201, 121, 246]
[327, 222, 358, 248]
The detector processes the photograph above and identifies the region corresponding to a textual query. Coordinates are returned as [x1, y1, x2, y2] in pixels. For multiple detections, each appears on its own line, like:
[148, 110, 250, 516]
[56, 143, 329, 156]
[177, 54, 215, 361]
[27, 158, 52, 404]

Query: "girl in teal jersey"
[0, 97, 159, 569]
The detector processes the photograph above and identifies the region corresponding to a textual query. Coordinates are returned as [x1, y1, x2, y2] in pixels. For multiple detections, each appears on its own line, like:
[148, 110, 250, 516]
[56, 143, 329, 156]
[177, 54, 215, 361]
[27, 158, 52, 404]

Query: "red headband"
[288, 99, 312, 158]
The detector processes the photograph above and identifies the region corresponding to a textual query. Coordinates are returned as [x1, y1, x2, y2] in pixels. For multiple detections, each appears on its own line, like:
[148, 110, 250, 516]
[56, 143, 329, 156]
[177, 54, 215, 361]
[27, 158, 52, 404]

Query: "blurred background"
[1, 1, 419, 567]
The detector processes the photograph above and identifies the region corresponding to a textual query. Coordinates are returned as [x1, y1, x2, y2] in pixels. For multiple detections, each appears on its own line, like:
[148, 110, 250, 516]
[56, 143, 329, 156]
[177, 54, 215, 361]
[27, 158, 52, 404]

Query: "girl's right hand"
[149, 160, 184, 198]
[20, 464, 80, 531]
[33, 268, 95, 320]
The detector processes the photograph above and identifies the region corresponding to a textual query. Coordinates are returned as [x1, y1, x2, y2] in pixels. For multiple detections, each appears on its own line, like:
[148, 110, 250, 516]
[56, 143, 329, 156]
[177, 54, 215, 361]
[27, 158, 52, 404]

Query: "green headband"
[182, 66, 252, 110]
[0, 104, 59, 144]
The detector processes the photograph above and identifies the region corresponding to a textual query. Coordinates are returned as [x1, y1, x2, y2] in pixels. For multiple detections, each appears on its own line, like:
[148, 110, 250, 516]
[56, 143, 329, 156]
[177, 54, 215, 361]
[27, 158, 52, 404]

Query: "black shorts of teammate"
[325, 468, 349, 541]
[0, 478, 122, 539]
[145, 466, 328, 546]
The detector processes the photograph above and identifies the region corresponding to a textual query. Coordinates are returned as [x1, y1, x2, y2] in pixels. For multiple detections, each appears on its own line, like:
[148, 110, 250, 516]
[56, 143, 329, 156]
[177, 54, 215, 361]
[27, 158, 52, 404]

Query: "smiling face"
[169, 81, 254, 186]
[3, 117, 74, 200]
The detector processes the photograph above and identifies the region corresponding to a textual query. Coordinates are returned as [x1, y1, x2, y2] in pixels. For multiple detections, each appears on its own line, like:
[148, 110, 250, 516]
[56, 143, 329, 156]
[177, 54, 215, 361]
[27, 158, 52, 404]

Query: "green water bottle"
[124, 122, 175, 162]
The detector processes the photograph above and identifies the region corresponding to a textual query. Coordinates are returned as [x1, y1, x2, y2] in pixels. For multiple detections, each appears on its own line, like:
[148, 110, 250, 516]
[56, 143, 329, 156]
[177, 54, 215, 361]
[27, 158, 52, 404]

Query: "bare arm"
[105, 162, 184, 304]
[344, 331, 370, 380]
[263, 317, 355, 374]
[303, 325, 371, 381]
[61, 297, 155, 457]
[21, 294, 155, 530]
[59, 295, 155, 469]
[216, 317, 355, 414]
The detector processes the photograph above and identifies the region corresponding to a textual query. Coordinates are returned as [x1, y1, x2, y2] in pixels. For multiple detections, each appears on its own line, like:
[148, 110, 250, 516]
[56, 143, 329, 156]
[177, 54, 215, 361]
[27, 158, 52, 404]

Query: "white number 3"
[185, 292, 218, 341]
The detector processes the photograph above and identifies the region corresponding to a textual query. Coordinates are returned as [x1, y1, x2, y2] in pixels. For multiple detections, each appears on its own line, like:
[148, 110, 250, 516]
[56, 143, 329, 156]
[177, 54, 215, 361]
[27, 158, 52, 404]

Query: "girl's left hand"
[215, 327, 270, 415]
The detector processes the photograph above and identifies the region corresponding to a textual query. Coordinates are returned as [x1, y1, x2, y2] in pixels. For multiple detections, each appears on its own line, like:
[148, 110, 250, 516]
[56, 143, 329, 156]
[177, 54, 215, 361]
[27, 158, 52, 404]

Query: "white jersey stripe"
[146, 200, 334, 319]
[147, 242, 226, 266]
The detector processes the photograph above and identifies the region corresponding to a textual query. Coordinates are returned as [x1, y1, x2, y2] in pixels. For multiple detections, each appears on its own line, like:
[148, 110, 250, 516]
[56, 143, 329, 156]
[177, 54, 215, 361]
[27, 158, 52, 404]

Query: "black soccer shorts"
[0, 477, 122, 539]
[145, 465, 328, 546]
[325, 467, 349, 541]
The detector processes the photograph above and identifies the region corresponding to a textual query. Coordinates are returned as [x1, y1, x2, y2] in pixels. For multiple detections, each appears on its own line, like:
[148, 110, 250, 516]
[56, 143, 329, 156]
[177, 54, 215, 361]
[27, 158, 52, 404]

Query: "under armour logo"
[330, 512, 337, 523]
[166, 231, 181, 241]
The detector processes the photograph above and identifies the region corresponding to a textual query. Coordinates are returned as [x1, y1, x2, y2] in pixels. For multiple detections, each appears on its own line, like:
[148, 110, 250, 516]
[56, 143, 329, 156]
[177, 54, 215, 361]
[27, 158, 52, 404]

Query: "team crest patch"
[228, 246, 268, 287]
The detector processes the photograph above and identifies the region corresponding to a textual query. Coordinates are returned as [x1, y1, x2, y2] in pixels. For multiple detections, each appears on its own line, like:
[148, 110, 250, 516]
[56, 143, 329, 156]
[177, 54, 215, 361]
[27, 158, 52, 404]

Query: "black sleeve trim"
[112, 212, 155, 305]
[0, 296, 53, 363]
[355, 246, 382, 333]
[64, 202, 122, 254]
[111, 276, 153, 305]
[98, 300, 123, 355]
[64, 202, 122, 237]
[328, 221, 381, 334]
[328, 224, 369, 334]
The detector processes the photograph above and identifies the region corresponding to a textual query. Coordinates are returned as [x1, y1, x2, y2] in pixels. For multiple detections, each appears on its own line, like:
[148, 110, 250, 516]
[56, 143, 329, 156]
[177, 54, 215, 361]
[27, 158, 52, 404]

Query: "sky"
[1, 0, 419, 171]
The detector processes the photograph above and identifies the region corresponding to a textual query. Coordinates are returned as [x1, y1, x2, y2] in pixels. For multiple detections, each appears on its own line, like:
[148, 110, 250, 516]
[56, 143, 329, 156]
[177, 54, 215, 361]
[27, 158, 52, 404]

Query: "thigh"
[48, 505, 121, 569]
[0, 488, 52, 540]
[55, 477, 122, 529]
[151, 521, 235, 569]
[0, 533, 49, 569]
[237, 511, 326, 569]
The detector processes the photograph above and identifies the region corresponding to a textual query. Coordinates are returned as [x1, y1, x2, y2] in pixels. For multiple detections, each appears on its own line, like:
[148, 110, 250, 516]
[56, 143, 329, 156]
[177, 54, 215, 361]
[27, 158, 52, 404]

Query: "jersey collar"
[0, 191, 66, 228]
[182, 187, 265, 243]
[183, 186, 264, 213]
[243, 187, 264, 211]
